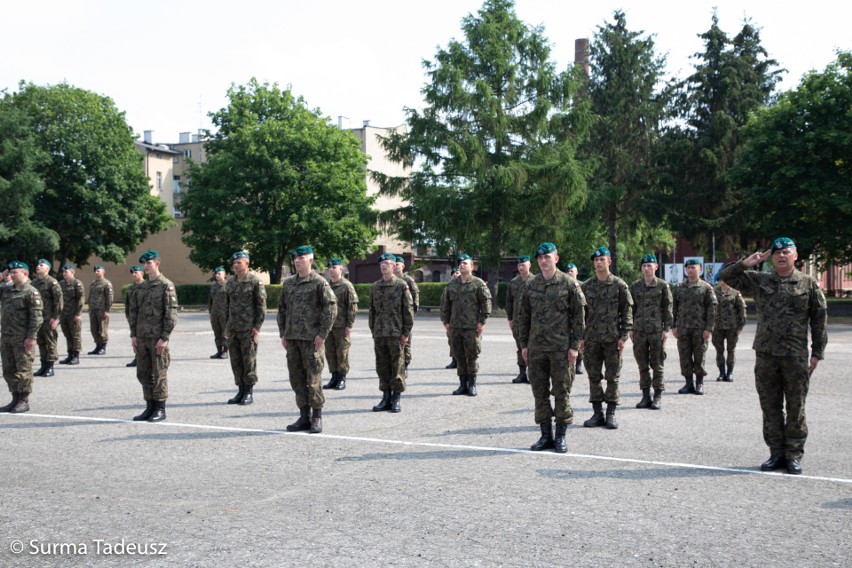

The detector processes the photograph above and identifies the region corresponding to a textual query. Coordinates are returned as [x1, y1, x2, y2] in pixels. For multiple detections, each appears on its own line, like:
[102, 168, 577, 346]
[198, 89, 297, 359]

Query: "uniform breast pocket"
[788, 289, 809, 313]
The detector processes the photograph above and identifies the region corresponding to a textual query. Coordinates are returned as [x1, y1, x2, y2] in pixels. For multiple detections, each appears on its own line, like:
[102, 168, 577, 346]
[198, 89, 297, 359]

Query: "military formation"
[0, 237, 828, 475]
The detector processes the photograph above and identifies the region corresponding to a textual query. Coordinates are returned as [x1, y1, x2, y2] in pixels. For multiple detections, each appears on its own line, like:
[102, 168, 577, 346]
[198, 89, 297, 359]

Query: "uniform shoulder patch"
[32, 290, 41, 296]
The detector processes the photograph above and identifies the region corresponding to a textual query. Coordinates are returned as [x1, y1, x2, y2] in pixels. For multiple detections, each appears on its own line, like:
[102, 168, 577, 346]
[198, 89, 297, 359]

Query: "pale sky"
[3, 0, 849, 143]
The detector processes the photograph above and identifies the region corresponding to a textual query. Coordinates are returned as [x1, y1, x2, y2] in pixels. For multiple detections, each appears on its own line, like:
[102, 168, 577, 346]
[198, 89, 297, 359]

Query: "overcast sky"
[3, 0, 849, 143]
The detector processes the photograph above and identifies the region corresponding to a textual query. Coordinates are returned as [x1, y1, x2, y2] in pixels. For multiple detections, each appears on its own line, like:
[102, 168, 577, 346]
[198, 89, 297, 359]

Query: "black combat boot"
[322, 372, 340, 390]
[147, 401, 166, 422]
[786, 459, 802, 475]
[553, 423, 568, 454]
[530, 421, 555, 451]
[10, 393, 30, 414]
[227, 385, 246, 404]
[126, 357, 137, 368]
[760, 451, 786, 471]
[605, 403, 619, 429]
[725, 364, 734, 382]
[335, 374, 346, 390]
[43, 362, 55, 377]
[452, 376, 469, 396]
[512, 364, 529, 384]
[240, 385, 254, 405]
[68, 351, 80, 365]
[96, 343, 106, 355]
[694, 376, 705, 395]
[0, 392, 20, 413]
[88, 345, 100, 355]
[59, 353, 73, 365]
[636, 388, 652, 409]
[34, 360, 47, 377]
[445, 358, 457, 369]
[716, 364, 726, 381]
[133, 400, 156, 421]
[389, 391, 401, 413]
[310, 408, 323, 433]
[575, 357, 584, 375]
[583, 402, 606, 428]
[372, 391, 392, 412]
[210, 349, 223, 359]
[650, 388, 662, 410]
[678, 375, 695, 394]
[221, 346, 229, 359]
[467, 375, 478, 397]
[287, 408, 311, 431]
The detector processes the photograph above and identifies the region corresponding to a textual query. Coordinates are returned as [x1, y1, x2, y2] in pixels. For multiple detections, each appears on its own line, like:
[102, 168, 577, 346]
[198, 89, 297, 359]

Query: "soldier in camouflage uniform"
[225, 251, 267, 406]
[718, 237, 827, 475]
[58, 265, 84, 365]
[0, 262, 43, 413]
[128, 251, 178, 422]
[672, 259, 717, 395]
[394, 256, 419, 376]
[441, 254, 492, 397]
[32, 259, 63, 378]
[369, 253, 414, 413]
[506, 255, 532, 384]
[566, 263, 585, 376]
[517, 243, 585, 453]
[124, 265, 145, 368]
[581, 247, 633, 430]
[629, 254, 673, 410]
[207, 267, 229, 359]
[322, 258, 358, 391]
[712, 280, 746, 382]
[278, 246, 337, 434]
[86, 265, 113, 355]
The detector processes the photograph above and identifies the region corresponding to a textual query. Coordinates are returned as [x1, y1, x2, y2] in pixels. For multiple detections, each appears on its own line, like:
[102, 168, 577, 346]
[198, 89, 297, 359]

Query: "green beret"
[293, 245, 313, 257]
[684, 258, 701, 267]
[378, 253, 396, 263]
[641, 254, 658, 264]
[535, 242, 557, 258]
[518, 255, 531, 263]
[139, 250, 160, 262]
[37, 259, 51, 267]
[130, 265, 144, 273]
[771, 237, 796, 252]
[327, 258, 344, 267]
[231, 250, 250, 261]
[566, 263, 576, 269]
[61, 264, 76, 272]
[457, 253, 472, 262]
[395, 255, 404, 264]
[7, 261, 28, 270]
[94, 265, 104, 271]
[590, 246, 610, 260]
[214, 266, 226, 273]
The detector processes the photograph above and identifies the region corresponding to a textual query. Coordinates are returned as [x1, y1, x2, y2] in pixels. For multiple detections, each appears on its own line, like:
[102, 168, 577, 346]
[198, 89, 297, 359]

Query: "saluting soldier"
[565, 263, 585, 376]
[0, 262, 43, 413]
[506, 255, 532, 384]
[128, 251, 178, 423]
[278, 246, 337, 434]
[712, 280, 746, 382]
[440, 254, 492, 397]
[32, 259, 63, 378]
[124, 265, 145, 368]
[394, 255, 419, 377]
[672, 259, 717, 395]
[87, 265, 113, 355]
[322, 258, 358, 391]
[225, 251, 267, 405]
[207, 267, 229, 359]
[58, 265, 84, 365]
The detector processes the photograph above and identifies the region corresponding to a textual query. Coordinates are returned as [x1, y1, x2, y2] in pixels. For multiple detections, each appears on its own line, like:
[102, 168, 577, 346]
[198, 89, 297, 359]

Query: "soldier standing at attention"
[506, 255, 532, 384]
[565, 263, 585, 376]
[629, 254, 673, 410]
[516, 243, 585, 453]
[322, 258, 358, 391]
[369, 253, 413, 413]
[394, 256, 419, 377]
[87, 265, 113, 355]
[225, 251, 267, 406]
[128, 251, 178, 423]
[0, 263, 43, 413]
[32, 259, 63, 378]
[124, 265, 145, 368]
[581, 247, 633, 430]
[712, 280, 746, 382]
[207, 267, 229, 359]
[718, 238, 826, 475]
[672, 259, 717, 395]
[278, 246, 337, 434]
[58, 265, 84, 365]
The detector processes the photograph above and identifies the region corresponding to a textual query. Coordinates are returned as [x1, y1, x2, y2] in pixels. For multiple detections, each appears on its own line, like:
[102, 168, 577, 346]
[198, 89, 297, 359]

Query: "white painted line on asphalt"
[6, 412, 851, 485]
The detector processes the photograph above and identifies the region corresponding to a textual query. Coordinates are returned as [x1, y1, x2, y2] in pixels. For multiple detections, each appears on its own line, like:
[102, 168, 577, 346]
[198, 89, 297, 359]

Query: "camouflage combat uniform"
[225, 271, 267, 388]
[630, 276, 673, 392]
[672, 279, 716, 379]
[0, 279, 43, 395]
[506, 273, 531, 368]
[32, 274, 63, 364]
[129, 274, 178, 402]
[368, 276, 413, 393]
[712, 285, 746, 369]
[59, 277, 84, 354]
[325, 276, 358, 377]
[718, 261, 827, 461]
[400, 273, 419, 369]
[87, 277, 113, 345]
[582, 275, 633, 405]
[207, 279, 229, 353]
[440, 276, 492, 378]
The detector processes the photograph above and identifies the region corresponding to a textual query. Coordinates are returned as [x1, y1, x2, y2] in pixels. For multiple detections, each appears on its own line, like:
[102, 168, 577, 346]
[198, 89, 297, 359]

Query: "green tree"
[734, 51, 852, 266]
[374, 0, 590, 291]
[6, 82, 171, 267]
[181, 79, 377, 282]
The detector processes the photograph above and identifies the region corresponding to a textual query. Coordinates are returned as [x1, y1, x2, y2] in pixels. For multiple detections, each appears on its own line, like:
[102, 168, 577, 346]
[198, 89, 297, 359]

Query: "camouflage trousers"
[584, 340, 622, 405]
[136, 337, 170, 401]
[404, 332, 413, 368]
[527, 349, 575, 425]
[210, 312, 228, 351]
[60, 314, 82, 353]
[632, 331, 666, 391]
[446, 329, 455, 359]
[374, 336, 405, 393]
[450, 327, 481, 377]
[228, 330, 258, 387]
[89, 309, 109, 344]
[512, 324, 524, 367]
[755, 352, 810, 461]
[36, 321, 59, 362]
[712, 328, 739, 368]
[1, 336, 34, 394]
[286, 339, 325, 410]
[677, 328, 708, 378]
[324, 327, 351, 375]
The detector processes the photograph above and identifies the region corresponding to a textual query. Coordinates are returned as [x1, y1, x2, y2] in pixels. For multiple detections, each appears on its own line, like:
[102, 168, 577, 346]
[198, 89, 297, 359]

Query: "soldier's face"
[566, 267, 577, 278]
[686, 264, 701, 281]
[232, 258, 249, 275]
[36, 263, 50, 277]
[458, 259, 473, 275]
[772, 247, 797, 273]
[641, 263, 657, 278]
[328, 265, 343, 281]
[9, 268, 27, 285]
[143, 259, 159, 276]
[394, 262, 404, 276]
[131, 270, 144, 283]
[593, 256, 610, 273]
[63, 269, 75, 281]
[214, 271, 226, 283]
[294, 254, 313, 275]
[517, 261, 530, 277]
[94, 268, 105, 279]
[380, 260, 395, 277]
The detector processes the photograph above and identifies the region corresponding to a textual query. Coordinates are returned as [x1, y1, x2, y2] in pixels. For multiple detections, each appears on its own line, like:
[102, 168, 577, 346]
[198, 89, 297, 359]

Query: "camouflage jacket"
[517, 270, 585, 352]
[368, 276, 413, 338]
[629, 277, 673, 335]
[329, 277, 358, 329]
[277, 270, 337, 341]
[129, 274, 178, 341]
[718, 261, 827, 359]
[32, 275, 63, 322]
[441, 276, 492, 330]
[714, 285, 746, 331]
[672, 279, 717, 331]
[582, 274, 633, 342]
[401, 273, 420, 313]
[505, 273, 531, 322]
[0, 279, 43, 339]
[225, 271, 267, 332]
[125, 282, 143, 319]
[87, 278, 114, 311]
[207, 280, 229, 317]
[60, 278, 84, 317]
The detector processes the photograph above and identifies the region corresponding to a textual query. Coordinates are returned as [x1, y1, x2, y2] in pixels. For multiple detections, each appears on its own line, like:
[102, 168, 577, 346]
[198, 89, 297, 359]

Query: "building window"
[173, 175, 182, 194]
[156, 171, 163, 190]
[183, 149, 192, 159]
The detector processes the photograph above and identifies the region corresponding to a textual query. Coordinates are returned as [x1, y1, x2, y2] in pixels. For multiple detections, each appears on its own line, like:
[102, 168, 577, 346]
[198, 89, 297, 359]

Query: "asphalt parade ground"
[2, 311, 850, 567]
